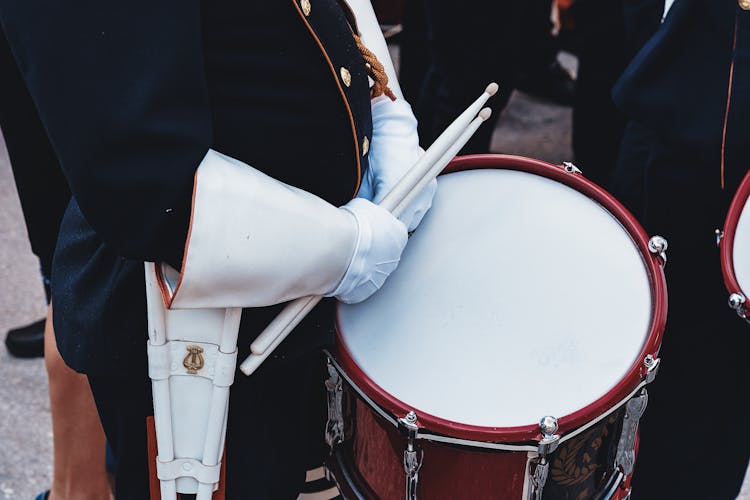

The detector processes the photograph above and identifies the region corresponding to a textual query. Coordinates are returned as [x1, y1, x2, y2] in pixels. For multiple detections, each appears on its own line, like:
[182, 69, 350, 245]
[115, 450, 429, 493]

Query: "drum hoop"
[326, 349, 648, 451]
[721, 167, 750, 316]
[335, 154, 667, 443]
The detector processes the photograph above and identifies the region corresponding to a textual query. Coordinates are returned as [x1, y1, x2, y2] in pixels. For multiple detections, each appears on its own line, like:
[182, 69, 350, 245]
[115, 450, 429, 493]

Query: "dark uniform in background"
[0, 27, 70, 357]
[400, 0, 574, 154]
[612, 0, 750, 497]
[0, 0, 376, 497]
[400, 0, 525, 153]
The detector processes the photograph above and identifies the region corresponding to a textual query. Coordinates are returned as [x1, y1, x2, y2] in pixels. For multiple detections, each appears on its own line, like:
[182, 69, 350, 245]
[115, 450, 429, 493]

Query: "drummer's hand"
[358, 99, 437, 232]
[327, 198, 408, 304]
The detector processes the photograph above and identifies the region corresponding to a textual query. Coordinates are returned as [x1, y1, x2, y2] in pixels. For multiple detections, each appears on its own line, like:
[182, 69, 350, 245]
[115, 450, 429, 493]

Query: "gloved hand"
[358, 98, 437, 232]
[163, 150, 409, 310]
[327, 197, 408, 304]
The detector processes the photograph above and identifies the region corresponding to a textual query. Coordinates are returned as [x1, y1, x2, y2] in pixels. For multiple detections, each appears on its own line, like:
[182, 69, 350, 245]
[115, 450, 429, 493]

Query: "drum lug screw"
[537, 416, 560, 455]
[729, 292, 746, 311]
[643, 354, 660, 383]
[562, 162, 581, 174]
[528, 416, 560, 500]
[728, 293, 750, 322]
[648, 235, 669, 265]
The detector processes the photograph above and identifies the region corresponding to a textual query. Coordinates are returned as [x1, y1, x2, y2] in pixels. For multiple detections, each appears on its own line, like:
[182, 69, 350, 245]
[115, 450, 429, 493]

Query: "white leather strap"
[156, 457, 222, 485]
[147, 340, 237, 386]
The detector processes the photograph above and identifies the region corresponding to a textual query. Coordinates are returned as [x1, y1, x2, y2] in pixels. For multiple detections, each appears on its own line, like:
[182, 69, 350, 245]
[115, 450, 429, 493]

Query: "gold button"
[340, 67, 351, 87]
[301, 0, 311, 16]
[362, 136, 369, 156]
[741, 0, 750, 10]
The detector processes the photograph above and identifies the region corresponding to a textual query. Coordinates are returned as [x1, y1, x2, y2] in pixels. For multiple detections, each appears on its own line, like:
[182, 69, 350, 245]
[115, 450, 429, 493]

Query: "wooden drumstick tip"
[478, 108, 492, 121]
[485, 82, 499, 96]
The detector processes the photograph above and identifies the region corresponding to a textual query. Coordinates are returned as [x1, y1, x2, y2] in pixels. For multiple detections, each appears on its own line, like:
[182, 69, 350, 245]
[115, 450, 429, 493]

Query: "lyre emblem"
[183, 345, 205, 374]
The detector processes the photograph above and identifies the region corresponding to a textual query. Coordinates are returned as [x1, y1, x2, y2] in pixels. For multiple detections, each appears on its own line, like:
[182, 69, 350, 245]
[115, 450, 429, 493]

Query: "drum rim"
[721, 167, 750, 315]
[335, 154, 667, 443]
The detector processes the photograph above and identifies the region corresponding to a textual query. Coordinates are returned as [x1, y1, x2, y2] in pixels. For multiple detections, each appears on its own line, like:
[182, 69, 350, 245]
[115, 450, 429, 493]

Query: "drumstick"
[377, 83, 498, 214]
[247, 85, 498, 359]
[246, 93, 495, 359]
[239, 110, 493, 377]
[239, 104, 496, 378]
[393, 108, 492, 218]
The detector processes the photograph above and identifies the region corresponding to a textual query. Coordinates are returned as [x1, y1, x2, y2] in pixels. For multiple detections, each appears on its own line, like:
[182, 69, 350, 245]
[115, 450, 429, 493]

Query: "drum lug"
[716, 229, 724, 246]
[527, 416, 560, 500]
[324, 358, 344, 450]
[728, 292, 750, 322]
[615, 389, 648, 476]
[537, 416, 561, 455]
[647, 235, 668, 265]
[527, 457, 550, 500]
[398, 411, 423, 500]
[562, 161, 582, 174]
[643, 354, 660, 383]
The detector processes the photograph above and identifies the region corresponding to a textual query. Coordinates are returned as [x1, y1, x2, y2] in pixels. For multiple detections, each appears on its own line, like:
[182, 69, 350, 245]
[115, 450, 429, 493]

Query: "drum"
[721, 169, 750, 320]
[324, 155, 667, 500]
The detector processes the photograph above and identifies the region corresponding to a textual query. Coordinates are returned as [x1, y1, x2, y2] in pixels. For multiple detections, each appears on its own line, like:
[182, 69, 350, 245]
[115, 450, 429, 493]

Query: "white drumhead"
[734, 199, 750, 296]
[338, 169, 653, 429]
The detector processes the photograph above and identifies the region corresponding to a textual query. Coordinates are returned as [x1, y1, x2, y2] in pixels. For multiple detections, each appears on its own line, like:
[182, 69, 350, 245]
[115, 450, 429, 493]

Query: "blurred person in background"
[399, 0, 575, 154]
[612, 0, 750, 497]
[0, 27, 112, 500]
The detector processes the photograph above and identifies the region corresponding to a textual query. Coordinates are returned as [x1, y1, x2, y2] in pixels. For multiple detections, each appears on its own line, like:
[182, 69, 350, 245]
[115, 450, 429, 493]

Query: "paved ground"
[1, 71, 748, 499]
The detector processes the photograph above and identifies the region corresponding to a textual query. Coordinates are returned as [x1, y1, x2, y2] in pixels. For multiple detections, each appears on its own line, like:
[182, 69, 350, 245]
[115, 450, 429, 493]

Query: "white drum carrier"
[145, 264, 240, 500]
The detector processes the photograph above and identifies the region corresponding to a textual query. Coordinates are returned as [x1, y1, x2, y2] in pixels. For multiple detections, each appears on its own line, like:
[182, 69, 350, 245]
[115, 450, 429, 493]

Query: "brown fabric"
[146, 416, 227, 500]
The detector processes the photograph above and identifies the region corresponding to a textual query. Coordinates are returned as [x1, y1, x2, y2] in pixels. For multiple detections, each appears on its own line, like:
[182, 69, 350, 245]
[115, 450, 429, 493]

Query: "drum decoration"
[325, 155, 668, 500]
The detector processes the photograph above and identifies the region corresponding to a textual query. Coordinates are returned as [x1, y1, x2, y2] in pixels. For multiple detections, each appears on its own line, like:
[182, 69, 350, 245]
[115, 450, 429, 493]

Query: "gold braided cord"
[353, 33, 397, 101]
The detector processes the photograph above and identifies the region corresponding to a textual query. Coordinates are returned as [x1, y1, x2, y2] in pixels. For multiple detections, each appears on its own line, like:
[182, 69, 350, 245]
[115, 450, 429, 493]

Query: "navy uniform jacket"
[613, 0, 750, 190]
[0, 0, 374, 374]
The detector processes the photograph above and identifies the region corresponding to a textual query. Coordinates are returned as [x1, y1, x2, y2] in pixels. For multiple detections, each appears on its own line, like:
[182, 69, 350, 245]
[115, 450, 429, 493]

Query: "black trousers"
[613, 122, 750, 499]
[89, 351, 327, 500]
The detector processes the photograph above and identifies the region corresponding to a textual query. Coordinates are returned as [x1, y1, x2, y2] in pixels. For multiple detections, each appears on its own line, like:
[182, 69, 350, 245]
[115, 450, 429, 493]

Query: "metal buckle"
[643, 354, 660, 384]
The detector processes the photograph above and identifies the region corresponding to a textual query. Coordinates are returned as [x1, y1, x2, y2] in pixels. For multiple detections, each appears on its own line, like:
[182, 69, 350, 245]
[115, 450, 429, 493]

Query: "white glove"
[358, 98, 437, 232]
[159, 150, 408, 309]
[327, 197, 407, 304]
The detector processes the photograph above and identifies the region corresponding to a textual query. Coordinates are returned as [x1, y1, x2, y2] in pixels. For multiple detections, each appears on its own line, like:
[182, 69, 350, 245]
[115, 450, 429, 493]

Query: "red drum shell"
[335, 154, 667, 443]
[721, 168, 750, 315]
[329, 378, 635, 499]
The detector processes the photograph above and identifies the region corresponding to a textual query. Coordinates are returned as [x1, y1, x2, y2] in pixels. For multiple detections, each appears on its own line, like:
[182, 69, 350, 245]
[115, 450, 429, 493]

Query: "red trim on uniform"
[156, 168, 200, 308]
[291, 0, 363, 197]
[721, 16, 738, 190]
[721, 166, 750, 315]
[334, 154, 668, 443]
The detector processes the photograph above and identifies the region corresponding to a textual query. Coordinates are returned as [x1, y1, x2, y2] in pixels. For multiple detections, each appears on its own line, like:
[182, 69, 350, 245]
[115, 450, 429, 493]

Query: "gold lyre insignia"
[183, 345, 205, 374]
